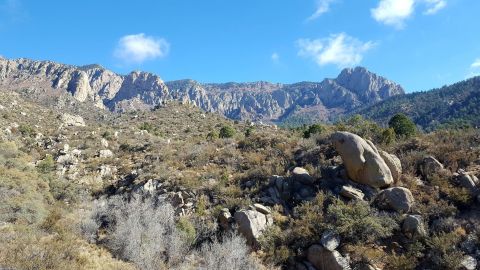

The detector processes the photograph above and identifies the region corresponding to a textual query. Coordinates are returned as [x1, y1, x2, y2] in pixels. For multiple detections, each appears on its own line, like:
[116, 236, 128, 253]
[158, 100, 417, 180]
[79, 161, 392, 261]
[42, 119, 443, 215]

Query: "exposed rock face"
[379, 150, 402, 183]
[376, 187, 414, 213]
[331, 132, 393, 188]
[307, 245, 351, 270]
[234, 206, 273, 246]
[61, 113, 85, 127]
[0, 58, 404, 122]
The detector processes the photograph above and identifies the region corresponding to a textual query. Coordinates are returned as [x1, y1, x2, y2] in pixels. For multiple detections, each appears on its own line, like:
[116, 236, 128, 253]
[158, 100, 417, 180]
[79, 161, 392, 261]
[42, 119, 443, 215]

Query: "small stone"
[460, 255, 477, 270]
[292, 167, 314, 185]
[321, 230, 340, 251]
[340, 186, 365, 200]
[402, 215, 426, 238]
[253, 203, 271, 215]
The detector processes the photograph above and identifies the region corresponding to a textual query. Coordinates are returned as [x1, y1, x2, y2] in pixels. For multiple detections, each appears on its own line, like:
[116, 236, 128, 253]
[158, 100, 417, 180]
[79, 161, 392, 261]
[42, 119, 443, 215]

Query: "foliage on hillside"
[357, 76, 480, 131]
[0, 89, 479, 270]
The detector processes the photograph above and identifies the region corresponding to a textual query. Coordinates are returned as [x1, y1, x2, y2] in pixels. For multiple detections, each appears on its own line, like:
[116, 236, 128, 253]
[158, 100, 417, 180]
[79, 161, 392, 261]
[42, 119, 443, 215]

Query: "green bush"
[37, 155, 55, 174]
[389, 113, 416, 138]
[381, 127, 396, 145]
[219, 125, 235, 138]
[326, 199, 398, 243]
[303, 124, 324, 139]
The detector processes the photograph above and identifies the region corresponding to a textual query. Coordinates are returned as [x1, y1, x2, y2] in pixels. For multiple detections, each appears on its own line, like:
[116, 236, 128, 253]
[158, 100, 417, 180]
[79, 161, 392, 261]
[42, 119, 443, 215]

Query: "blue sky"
[0, 0, 479, 92]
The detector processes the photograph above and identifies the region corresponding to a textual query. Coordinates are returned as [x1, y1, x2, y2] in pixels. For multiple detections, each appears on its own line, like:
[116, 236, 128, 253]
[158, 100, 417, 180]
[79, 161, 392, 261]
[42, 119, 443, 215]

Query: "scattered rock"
[171, 192, 184, 207]
[375, 187, 414, 213]
[218, 208, 233, 230]
[321, 230, 340, 251]
[234, 208, 273, 246]
[253, 203, 271, 215]
[419, 156, 445, 180]
[307, 244, 351, 270]
[340, 186, 365, 201]
[292, 167, 314, 185]
[456, 171, 479, 194]
[379, 150, 402, 183]
[101, 138, 109, 148]
[402, 215, 426, 238]
[460, 255, 477, 270]
[331, 132, 393, 188]
[99, 149, 113, 158]
[61, 113, 85, 127]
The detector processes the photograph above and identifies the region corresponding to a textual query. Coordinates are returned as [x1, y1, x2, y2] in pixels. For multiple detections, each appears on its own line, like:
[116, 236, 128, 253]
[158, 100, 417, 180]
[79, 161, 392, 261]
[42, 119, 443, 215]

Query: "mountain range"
[0, 57, 404, 123]
[2, 57, 479, 130]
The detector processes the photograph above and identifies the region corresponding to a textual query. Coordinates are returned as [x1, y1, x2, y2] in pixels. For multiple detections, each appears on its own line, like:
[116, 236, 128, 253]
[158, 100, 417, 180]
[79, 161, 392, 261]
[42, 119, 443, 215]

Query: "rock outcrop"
[331, 132, 393, 188]
[61, 113, 85, 127]
[0, 58, 404, 122]
[379, 150, 402, 183]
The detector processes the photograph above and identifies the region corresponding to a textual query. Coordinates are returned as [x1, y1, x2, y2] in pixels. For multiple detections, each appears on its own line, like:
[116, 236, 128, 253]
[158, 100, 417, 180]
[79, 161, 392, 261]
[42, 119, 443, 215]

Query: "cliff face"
[0, 57, 405, 122]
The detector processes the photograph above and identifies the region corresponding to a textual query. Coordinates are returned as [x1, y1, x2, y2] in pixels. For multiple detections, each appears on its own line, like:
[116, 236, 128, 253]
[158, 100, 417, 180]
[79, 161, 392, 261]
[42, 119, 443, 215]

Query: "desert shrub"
[206, 130, 219, 141]
[18, 124, 36, 137]
[198, 233, 260, 270]
[290, 192, 327, 248]
[219, 125, 235, 138]
[325, 199, 398, 243]
[426, 230, 464, 269]
[381, 127, 396, 145]
[430, 173, 472, 206]
[93, 196, 190, 270]
[36, 154, 55, 173]
[385, 254, 418, 270]
[303, 124, 324, 139]
[258, 225, 291, 265]
[244, 126, 254, 137]
[389, 113, 417, 138]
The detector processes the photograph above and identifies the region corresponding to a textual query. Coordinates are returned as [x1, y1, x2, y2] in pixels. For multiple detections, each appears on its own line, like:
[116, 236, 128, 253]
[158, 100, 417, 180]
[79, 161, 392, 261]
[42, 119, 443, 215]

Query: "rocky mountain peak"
[335, 66, 405, 101]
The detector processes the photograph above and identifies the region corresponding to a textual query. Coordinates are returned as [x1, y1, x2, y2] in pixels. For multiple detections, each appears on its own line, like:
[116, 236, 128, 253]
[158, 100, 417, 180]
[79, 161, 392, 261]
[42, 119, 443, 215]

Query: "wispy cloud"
[0, 0, 28, 26]
[297, 33, 375, 68]
[307, 0, 336, 21]
[471, 59, 480, 69]
[114, 33, 169, 64]
[371, 0, 447, 28]
[423, 0, 447, 15]
[271, 52, 280, 63]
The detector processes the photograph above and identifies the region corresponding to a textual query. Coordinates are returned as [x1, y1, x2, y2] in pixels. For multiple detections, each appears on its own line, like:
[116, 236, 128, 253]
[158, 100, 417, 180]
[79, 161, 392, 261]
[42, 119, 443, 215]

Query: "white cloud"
[114, 33, 169, 64]
[271, 52, 280, 62]
[297, 33, 375, 68]
[423, 0, 446, 15]
[371, 0, 447, 28]
[371, 0, 415, 29]
[468, 59, 480, 78]
[471, 59, 480, 69]
[307, 0, 336, 21]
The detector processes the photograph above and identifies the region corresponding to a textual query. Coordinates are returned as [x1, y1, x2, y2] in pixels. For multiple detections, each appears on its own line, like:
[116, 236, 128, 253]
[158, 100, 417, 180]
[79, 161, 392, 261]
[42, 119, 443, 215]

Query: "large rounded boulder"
[331, 132, 393, 188]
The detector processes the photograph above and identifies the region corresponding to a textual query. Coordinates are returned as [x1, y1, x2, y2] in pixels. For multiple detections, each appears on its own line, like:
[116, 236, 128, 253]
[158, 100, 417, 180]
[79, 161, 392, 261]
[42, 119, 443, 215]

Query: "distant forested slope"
[356, 76, 480, 131]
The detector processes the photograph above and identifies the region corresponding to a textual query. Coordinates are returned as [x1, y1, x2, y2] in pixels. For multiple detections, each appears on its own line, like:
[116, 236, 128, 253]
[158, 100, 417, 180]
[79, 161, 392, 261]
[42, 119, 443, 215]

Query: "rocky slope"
[0, 57, 404, 122]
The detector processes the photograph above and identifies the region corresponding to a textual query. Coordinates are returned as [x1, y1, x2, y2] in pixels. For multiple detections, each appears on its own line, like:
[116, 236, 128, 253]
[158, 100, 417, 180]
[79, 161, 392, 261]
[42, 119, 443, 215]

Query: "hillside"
[357, 76, 480, 131]
[1, 83, 480, 269]
[0, 57, 404, 122]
